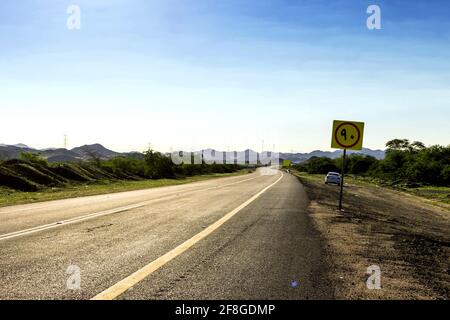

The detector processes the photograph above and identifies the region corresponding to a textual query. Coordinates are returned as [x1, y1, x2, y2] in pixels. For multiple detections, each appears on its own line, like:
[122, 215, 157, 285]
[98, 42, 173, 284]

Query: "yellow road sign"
[331, 120, 365, 150]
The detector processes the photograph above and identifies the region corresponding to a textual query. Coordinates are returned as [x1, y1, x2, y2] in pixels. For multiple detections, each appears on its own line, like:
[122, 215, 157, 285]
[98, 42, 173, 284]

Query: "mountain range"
[0, 143, 385, 163]
[279, 148, 385, 162]
[0, 143, 123, 163]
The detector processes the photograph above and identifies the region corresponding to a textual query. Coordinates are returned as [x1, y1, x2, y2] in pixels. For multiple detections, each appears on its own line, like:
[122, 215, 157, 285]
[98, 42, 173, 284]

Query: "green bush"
[305, 157, 339, 174]
[441, 165, 450, 183]
[346, 154, 378, 175]
[9, 163, 58, 186]
[379, 140, 450, 186]
[0, 166, 40, 191]
[51, 164, 93, 182]
[19, 152, 48, 166]
[143, 150, 175, 179]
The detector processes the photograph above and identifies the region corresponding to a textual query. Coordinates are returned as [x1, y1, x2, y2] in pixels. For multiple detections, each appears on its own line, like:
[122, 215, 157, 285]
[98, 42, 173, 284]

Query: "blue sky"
[1, 0, 449, 152]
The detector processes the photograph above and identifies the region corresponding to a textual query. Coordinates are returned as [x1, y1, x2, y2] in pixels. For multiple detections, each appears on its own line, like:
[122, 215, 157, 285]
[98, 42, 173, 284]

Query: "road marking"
[91, 172, 284, 300]
[0, 173, 264, 241]
[0, 204, 146, 241]
[0, 173, 261, 214]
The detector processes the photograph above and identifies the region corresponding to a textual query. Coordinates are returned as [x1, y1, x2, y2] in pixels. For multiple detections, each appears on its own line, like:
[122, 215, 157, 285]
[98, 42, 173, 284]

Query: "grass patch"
[0, 170, 250, 208]
[409, 186, 450, 205]
[294, 172, 323, 183]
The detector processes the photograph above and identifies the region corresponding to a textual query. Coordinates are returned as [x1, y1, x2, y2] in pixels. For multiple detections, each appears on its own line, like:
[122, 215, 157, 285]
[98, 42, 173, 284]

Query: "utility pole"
[64, 134, 68, 149]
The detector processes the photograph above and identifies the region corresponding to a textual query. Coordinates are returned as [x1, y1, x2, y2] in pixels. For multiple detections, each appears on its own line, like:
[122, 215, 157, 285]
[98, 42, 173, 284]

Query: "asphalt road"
[0, 169, 333, 300]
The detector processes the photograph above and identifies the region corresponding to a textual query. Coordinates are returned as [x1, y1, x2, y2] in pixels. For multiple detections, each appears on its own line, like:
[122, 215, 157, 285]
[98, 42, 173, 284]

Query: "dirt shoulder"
[295, 172, 450, 299]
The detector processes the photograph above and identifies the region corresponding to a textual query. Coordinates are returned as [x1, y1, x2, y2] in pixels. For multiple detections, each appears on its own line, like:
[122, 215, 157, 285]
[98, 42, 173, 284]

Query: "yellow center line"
[91, 172, 284, 300]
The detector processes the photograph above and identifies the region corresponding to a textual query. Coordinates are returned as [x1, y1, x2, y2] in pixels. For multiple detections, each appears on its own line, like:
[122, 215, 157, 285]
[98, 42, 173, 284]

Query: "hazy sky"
[1, 0, 449, 152]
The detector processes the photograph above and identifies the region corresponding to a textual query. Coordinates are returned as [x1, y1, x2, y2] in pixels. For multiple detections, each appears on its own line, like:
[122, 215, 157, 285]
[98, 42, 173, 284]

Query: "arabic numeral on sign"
[341, 129, 347, 141]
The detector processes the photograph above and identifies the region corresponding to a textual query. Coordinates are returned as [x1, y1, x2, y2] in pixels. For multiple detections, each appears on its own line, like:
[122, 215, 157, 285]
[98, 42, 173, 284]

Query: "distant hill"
[41, 148, 83, 163]
[0, 145, 37, 160]
[0, 143, 385, 163]
[0, 143, 121, 162]
[71, 144, 120, 159]
[280, 148, 385, 163]
[13, 143, 30, 149]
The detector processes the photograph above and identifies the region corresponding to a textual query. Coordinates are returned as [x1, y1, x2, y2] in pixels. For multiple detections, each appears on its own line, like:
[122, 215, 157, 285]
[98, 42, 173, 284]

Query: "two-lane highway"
[0, 169, 332, 299]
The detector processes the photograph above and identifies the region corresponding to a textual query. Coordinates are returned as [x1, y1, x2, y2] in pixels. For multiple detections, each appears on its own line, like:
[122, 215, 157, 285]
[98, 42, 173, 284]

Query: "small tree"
[143, 149, 174, 179]
[410, 141, 425, 151]
[20, 152, 48, 166]
[306, 157, 339, 174]
[347, 154, 377, 175]
[386, 139, 410, 151]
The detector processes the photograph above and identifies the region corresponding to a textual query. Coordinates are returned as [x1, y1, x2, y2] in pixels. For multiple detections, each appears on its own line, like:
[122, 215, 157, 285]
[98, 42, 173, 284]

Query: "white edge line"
[0, 204, 146, 241]
[0, 173, 264, 241]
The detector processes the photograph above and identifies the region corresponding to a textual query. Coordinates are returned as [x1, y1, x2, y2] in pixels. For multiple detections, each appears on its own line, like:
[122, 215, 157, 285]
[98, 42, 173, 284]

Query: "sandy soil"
[297, 174, 450, 300]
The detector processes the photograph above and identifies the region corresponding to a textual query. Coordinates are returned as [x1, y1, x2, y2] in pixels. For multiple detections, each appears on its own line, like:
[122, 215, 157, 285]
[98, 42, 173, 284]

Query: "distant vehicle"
[325, 172, 341, 186]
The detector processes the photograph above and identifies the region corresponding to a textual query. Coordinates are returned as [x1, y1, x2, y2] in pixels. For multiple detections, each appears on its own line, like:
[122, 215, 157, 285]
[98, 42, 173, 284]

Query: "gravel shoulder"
[295, 172, 450, 300]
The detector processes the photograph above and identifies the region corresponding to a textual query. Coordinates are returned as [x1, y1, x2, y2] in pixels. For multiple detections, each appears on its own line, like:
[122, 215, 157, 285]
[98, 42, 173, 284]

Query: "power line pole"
[64, 134, 68, 149]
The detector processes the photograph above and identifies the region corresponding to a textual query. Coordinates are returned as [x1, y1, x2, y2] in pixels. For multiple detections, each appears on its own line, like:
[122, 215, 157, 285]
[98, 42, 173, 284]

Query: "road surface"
[0, 169, 332, 299]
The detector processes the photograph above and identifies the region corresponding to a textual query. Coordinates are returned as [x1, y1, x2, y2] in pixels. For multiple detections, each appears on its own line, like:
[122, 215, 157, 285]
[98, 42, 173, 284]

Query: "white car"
[325, 172, 341, 185]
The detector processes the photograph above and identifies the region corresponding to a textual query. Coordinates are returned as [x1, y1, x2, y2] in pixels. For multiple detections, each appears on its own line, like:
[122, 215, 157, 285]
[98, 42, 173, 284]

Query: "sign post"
[338, 149, 346, 210]
[331, 120, 365, 211]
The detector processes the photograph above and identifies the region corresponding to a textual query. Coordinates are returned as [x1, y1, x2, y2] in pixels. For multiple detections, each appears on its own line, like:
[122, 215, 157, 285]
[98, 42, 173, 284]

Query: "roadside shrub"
[0, 166, 40, 191]
[305, 157, 339, 174]
[292, 163, 307, 172]
[378, 141, 450, 186]
[347, 155, 378, 175]
[50, 164, 93, 182]
[440, 165, 450, 186]
[19, 152, 48, 166]
[143, 150, 175, 179]
[8, 163, 57, 186]
[104, 156, 146, 177]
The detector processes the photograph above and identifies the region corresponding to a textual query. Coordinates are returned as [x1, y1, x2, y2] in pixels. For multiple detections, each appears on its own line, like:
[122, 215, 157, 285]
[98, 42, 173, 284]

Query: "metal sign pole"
[338, 148, 346, 211]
